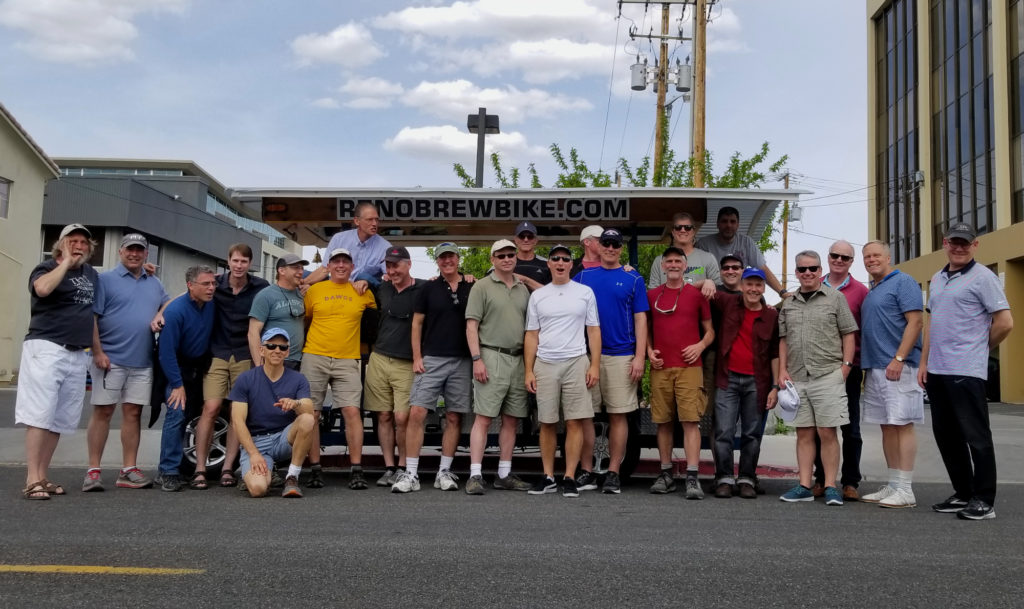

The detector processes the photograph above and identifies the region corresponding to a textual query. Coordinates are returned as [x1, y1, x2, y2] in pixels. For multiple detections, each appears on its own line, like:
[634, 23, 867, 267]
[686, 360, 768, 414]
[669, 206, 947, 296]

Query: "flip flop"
[23, 481, 51, 500]
[219, 471, 237, 487]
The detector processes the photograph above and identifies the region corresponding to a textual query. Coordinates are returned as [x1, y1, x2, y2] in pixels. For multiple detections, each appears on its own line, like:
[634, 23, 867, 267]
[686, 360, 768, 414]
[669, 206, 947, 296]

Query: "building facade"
[868, 0, 1024, 402]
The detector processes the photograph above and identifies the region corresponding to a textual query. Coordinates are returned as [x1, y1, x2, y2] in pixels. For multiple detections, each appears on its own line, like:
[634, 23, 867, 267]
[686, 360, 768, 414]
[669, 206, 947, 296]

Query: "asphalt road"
[0, 467, 1021, 609]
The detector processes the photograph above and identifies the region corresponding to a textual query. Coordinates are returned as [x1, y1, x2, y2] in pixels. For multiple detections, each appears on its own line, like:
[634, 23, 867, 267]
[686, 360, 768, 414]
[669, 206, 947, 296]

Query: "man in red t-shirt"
[646, 247, 714, 499]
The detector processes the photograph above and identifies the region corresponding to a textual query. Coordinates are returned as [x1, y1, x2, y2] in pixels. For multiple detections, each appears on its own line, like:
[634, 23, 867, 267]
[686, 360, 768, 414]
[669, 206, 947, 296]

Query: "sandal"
[189, 471, 209, 490]
[219, 471, 237, 487]
[23, 481, 51, 500]
[40, 479, 65, 496]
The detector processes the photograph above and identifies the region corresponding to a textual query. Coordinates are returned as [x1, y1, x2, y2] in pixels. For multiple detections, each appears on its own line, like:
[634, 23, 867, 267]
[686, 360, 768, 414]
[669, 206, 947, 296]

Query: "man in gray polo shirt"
[464, 239, 533, 495]
[777, 250, 858, 506]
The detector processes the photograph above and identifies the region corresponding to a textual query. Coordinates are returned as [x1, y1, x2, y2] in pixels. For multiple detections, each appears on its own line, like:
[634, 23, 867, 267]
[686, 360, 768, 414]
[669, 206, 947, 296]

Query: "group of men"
[14, 208, 1014, 518]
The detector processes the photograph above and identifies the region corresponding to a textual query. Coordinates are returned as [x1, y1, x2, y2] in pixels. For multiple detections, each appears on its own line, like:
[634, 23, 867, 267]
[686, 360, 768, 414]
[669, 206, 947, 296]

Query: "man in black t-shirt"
[17, 224, 99, 500]
[512, 221, 551, 291]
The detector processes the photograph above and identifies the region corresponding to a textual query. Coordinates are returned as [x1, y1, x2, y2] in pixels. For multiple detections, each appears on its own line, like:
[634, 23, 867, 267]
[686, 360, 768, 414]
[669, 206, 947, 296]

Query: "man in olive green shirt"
[464, 239, 532, 495]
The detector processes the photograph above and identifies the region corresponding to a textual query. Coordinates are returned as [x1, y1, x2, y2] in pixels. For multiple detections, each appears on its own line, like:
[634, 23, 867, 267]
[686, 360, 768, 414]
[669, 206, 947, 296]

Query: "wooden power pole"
[653, 3, 670, 179]
[692, 0, 707, 187]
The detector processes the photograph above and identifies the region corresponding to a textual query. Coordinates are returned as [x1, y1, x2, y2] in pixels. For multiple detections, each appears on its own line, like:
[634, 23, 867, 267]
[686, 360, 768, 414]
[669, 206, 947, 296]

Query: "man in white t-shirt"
[524, 245, 601, 498]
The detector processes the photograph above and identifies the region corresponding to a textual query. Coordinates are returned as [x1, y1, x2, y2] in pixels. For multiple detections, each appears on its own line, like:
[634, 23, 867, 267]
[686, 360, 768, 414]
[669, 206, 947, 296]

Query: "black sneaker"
[575, 470, 598, 491]
[528, 476, 557, 495]
[602, 471, 621, 494]
[349, 468, 368, 490]
[160, 475, 183, 492]
[956, 498, 996, 520]
[562, 477, 579, 498]
[305, 464, 325, 489]
[931, 495, 969, 513]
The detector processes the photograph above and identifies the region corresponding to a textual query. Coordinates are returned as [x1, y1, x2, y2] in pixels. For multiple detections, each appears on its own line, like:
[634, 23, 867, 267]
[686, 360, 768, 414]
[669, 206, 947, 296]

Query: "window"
[0, 178, 9, 219]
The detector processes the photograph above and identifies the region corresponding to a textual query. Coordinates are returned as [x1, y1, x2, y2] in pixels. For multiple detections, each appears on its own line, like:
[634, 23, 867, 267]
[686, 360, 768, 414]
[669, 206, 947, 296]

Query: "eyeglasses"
[493, 252, 516, 260]
[653, 288, 681, 314]
[721, 264, 743, 271]
[517, 233, 536, 240]
[262, 343, 289, 351]
[829, 253, 853, 262]
[549, 255, 572, 263]
[673, 224, 695, 232]
[600, 240, 623, 249]
[796, 265, 820, 273]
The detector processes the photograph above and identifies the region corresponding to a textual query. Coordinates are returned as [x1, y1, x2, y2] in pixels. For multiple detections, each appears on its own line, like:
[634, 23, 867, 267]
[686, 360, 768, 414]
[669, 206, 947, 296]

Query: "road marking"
[0, 565, 204, 575]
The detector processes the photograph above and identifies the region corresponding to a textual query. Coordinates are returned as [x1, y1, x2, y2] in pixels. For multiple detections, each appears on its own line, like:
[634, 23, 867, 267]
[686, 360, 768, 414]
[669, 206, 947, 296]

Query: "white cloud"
[0, 0, 188, 65]
[402, 79, 592, 123]
[334, 76, 405, 109]
[291, 22, 385, 67]
[311, 97, 340, 109]
[384, 124, 545, 166]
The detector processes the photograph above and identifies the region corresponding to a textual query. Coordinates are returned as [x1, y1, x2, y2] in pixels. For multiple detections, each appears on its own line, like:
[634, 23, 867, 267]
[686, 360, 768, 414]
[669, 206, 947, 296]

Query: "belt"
[58, 344, 86, 352]
[480, 344, 523, 357]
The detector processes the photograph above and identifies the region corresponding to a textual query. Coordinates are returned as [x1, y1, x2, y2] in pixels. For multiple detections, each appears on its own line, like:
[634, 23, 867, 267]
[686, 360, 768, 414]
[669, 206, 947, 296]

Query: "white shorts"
[862, 366, 925, 425]
[15, 339, 90, 435]
[90, 364, 153, 406]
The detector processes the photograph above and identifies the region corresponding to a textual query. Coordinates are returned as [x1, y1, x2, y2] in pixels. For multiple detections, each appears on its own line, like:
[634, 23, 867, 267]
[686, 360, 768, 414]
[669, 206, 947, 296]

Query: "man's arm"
[766, 357, 781, 409]
[777, 337, 791, 385]
[523, 329, 539, 393]
[92, 316, 109, 370]
[630, 312, 647, 382]
[990, 309, 1014, 348]
[840, 331, 855, 380]
[761, 265, 788, 297]
[247, 318, 266, 366]
[585, 325, 601, 388]
[466, 318, 487, 383]
[681, 317, 715, 365]
[515, 274, 543, 293]
[917, 316, 930, 388]
[646, 311, 662, 370]
[885, 310, 923, 381]
[304, 266, 328, 285]
[32, 256, 73, 298]
[411, 312, 426, 373]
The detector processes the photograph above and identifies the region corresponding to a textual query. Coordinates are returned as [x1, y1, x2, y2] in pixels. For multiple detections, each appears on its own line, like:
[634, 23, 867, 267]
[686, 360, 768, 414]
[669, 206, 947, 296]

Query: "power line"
[598, 15, 623, 173]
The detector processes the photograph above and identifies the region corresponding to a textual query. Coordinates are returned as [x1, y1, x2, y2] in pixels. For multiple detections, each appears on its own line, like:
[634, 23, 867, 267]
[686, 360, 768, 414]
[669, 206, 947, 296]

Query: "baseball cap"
[599, 228, 623, 245]
[276, 253, 309, 268]
[490, 239, 517, 255]
[328, 247, 353, 261]
[384, 246, 411, 262]
[120, 233, 148, 249]
[515, 221, 538, 237]
[720, 252, 744, 267]
[260, 327, 291, 343]
[945, 222, 977, 242]
[741, 268, 766, 281]
[434, 242, 460, 258]
[59, 223, 91, 239]
[580, 225, 603, 242]
[775, 380, 800, 422]
[549, 244, 572, 257]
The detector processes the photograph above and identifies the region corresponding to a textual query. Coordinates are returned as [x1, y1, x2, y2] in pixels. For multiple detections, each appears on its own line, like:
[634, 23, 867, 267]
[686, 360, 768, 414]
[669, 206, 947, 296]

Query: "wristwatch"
[472, 354, 482, 362]
[894, 355, 905, 363]
[842, 361, 853, 367]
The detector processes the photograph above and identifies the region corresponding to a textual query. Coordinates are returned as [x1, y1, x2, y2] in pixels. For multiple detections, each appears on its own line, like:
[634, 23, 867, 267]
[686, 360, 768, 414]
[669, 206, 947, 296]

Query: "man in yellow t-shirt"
[301, 247, 377, 489]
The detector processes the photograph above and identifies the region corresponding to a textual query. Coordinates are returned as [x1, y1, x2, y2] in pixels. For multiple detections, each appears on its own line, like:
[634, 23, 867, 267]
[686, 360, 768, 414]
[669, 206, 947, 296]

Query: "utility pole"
[781, 171, 790, 291]
[653, 3, 670, 178]
[692, 0, 707, 187]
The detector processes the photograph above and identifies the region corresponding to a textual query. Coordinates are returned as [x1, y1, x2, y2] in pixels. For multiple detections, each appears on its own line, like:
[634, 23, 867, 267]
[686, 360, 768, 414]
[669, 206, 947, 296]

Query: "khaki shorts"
[364, 353, 413, 413]
[793, 368, 849, 428]
[472, 349, 528, 418]
[203, 356, 252, 401]
[535, 355, 593, 424]
[90, 364, 152, 406]
[861, 366, 925, 425]
[649, 366, 706, 423]
[301, 353, 361, 409]
[594, 354, 638, 414]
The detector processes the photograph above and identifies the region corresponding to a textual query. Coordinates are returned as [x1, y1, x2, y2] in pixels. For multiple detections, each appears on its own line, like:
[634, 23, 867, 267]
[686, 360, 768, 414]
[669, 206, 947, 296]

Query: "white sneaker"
[879, 487, 917, 509]
[434, 469, 459, 491]
[391, 472, 420, 493]
[861, 485, 896, 504]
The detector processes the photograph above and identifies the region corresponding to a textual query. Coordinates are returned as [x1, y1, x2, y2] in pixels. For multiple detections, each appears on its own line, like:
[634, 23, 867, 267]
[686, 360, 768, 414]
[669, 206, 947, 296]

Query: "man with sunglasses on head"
[364, 246, 423, 487]
[511, 221, 551, 291]
[777, 251, 858, 506]
[808, 240, 869, 501]
[573, 229, 649, 494]
[647, 212, 719, 298]
[464, 240, 534, 495]
[646, 247, 713, 498]
[393, 243, 474, 493]
[697, 206, 789, 299]
[249, 253, 309, 372]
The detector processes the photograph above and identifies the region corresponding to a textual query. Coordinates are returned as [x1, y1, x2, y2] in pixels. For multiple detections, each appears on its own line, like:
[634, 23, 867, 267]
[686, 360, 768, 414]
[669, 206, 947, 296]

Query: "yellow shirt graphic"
[303, 281, 377, 359]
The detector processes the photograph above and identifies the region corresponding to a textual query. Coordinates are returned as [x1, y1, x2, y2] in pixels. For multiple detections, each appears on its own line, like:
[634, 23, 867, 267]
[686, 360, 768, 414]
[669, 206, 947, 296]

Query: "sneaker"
[575, 470, 599, 491]
[391, 471, 421, 493]
[528, 476, 557, 495]
[82, 470, 104, 493]
[824, 486, 844, 506]
[842, 485, 859, 501]
[493, 473, 532, 491]
[377, 468, 397, 487]
[714, 483, 733, 498]
[879, 487, 916, 509]
[738, 482, 756, 499]
[811, 482, 825, 498]
[281, 475, 303, 498]
[160, 475, 184, 492]
[270, 470, 284, 489]
[602, 471, 621, 494]
[349, 469, 368, 490]
[153, 473, 166, 487]
[650, 471, 676, 494]
[115, 467, 152, 489]
[434, 469, 460, 491]
[305, 465, 325, 489]
[956, 498, 996, 520]
[465, 474, 486, 495]
[562, 477, 579, 498]
[861, 485, 896, 504]
[685, 478, 705, 500]
[779, 485, 814, 502]
[931, 495, 970, 513]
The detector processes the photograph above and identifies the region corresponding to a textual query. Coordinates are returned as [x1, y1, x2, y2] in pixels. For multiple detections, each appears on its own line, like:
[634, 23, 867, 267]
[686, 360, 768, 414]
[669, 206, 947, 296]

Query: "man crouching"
[230, 328, 315, 498]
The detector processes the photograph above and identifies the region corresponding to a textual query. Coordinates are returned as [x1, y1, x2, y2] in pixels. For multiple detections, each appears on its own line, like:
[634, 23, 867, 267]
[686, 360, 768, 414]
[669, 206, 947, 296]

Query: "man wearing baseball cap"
[920, 223, 1013, 520]
[249, 253, 309, 372]
[571, 225, 604, 278]
[718, 253, 744, 294]
[511, 221, 550, 291]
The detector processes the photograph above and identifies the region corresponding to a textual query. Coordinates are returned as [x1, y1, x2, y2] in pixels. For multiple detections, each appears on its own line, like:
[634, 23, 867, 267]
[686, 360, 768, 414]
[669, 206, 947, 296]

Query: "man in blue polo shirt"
[156, 265, 216, 492]
[83, 234, 170, 492]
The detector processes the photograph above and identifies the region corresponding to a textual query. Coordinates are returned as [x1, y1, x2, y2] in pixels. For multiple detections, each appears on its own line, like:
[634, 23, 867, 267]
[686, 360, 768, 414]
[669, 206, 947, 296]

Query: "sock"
[385, 466, 395, 473]
[439, 455, 454, 472]
[898, 470, 913, 492]
[686, 466, 698, 480]
[661, 463, 672, 472]
[887, 468, 899, 488]
[470, 463, 482, 478]
[351, 464, 362, 473]
[406, 457, 419, 477]
[498, 460, 512, 479]
[395, 465, 405, 473]
[120, 466, 134, 474]
[287, 464, 302, 480]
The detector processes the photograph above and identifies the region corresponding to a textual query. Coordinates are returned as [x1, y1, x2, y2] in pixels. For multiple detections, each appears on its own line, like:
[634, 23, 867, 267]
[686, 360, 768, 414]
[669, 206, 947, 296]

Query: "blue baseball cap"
[261, 328, 291, 343]
[741, 268, 766, 281]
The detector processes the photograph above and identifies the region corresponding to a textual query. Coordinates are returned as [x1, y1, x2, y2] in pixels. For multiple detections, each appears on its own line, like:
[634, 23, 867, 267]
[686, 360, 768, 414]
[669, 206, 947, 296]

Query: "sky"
[0, 0, 870, 285]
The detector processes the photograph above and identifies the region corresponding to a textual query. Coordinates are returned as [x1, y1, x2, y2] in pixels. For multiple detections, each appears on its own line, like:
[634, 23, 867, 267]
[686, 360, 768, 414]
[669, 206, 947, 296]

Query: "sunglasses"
[721, 264, 743, 271]
[653, 289, 681, 314]
[796, 265, 820, 273]
[493, 252, 516, 260]
[673, 224, 695, 232]
[262, 343, 289, 351]
[450, 292, 460, 306]
[600, 240, 623, 249]
[549, 255, 572, 263]
[829, 253, 853, 262]
[517, 233, 536, 240]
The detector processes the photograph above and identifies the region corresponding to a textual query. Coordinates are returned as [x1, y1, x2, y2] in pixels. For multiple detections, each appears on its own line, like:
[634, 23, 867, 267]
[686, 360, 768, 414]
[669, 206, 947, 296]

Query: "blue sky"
[0, 0, 870, 283]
